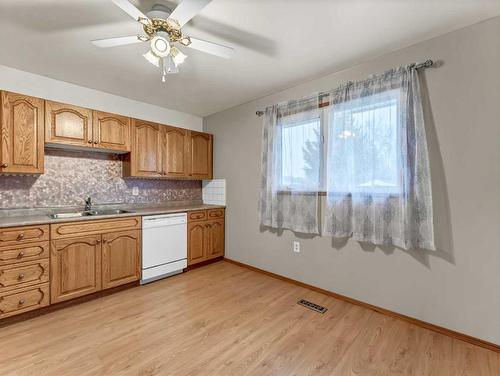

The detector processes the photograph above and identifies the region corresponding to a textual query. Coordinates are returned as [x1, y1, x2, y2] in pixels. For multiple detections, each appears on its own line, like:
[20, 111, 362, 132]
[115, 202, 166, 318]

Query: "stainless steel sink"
[88, 209, 132, 216]
[48, 212, 92, 219]
[48, 209, 132, 219]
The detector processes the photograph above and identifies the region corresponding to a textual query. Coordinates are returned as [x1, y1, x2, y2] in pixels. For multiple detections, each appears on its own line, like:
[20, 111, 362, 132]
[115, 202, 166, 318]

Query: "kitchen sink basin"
[48, 209, 132, 219]
[88, 209, 133, 216]
[48, 212, 92, 219]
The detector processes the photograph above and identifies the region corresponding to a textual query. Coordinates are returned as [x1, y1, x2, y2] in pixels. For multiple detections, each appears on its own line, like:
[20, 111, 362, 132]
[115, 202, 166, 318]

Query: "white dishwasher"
[141, 213, 187, 284]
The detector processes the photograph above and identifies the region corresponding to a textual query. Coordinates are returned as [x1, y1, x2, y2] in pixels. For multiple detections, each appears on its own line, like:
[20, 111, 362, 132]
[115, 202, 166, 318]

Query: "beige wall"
[0, 64, 202, 131]
[204, 17, 500, 344]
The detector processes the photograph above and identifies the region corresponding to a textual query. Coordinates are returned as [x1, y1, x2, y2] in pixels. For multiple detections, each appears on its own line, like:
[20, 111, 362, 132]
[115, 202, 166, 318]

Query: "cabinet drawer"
[0, 225, 49, 247]
[207, 208, 225, 219]
[188, 210, 207, 222]
[51, 216, 141, 239]
[0, 283, 50, 319]
[0, 242, 49, 266]
[0, 259, 50, 292]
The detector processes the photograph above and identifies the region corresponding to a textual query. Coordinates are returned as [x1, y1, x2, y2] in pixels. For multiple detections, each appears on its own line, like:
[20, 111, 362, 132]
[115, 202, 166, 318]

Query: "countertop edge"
[0, 204, 226, 229]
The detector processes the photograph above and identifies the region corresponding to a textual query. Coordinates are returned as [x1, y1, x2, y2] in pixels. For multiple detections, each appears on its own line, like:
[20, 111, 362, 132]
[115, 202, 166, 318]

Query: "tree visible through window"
[327, 89, 401, 195]
[278, 89, 401, 195]
[280, 118, 322, 191]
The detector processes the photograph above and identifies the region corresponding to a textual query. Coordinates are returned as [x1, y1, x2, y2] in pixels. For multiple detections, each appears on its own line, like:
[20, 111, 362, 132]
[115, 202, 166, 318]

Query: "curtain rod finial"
[256, 110, 264, 117]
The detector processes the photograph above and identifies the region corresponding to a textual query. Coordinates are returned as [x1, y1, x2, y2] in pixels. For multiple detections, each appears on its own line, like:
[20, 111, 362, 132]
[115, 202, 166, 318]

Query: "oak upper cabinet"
[45, 101, 93, 148]
[102, 230, 141, 290]
[123, 119, 162, 177]
[0, 91, 45, 174]
[93, 111, 131, 152]
[188, 131, 213, 179]
[50, 235, 102, 304]
[162, 126, 189, 178]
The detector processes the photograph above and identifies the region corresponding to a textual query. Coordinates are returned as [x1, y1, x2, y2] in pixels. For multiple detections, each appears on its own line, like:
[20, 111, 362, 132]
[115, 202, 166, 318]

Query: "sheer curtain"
[323, 67, 435, 250]
[259, 95, 322, 234]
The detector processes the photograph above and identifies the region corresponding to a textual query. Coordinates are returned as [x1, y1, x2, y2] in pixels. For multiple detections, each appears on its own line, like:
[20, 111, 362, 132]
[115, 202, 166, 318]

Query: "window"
[279, 117, 323, 191]
[278, 89, 402, 195]
[327, 89, 401, 195]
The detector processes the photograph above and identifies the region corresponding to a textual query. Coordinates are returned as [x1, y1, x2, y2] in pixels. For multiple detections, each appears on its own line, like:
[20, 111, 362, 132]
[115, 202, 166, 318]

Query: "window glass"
[280, 117, 322, 191]
[327, 89, 401, 195]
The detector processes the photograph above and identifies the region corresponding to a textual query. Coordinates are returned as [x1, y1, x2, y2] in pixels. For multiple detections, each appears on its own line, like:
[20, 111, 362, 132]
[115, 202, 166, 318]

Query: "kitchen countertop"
[0, 203, 225, 228]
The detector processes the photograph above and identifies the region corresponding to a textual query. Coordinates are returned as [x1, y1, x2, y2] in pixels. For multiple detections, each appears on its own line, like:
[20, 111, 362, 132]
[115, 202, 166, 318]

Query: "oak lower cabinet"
[0, 224, 50, 319]
[0, 91, 45, 174]
[50, 218, 142, 304]
[102, 230, 141, 289]
[50, 235, 102, 304]
[187, 209, 225, 266]
[187, 222, 207, 265]
[206, 219, 225, 259]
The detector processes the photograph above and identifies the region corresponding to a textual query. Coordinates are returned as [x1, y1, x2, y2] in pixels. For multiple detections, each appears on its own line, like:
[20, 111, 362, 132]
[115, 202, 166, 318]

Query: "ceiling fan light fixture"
[143, 50, 160, 67]
[179, 36, 191, 46]
[151, 35, 171, 57]
[163, 55, 179, 75]
[170, 46, 187, 67]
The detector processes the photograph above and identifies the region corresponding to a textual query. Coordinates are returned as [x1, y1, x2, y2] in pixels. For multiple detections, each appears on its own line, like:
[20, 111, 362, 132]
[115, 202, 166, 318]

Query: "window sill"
[277, 190, 401, 199]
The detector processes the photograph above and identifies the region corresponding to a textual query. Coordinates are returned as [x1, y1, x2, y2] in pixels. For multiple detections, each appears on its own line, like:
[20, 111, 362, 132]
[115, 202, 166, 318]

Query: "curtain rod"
[255, 59, 435, 116]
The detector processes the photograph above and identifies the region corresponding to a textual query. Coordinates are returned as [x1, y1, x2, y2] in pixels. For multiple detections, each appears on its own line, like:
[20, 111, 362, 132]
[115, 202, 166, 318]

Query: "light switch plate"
[132, 187, 139, 196]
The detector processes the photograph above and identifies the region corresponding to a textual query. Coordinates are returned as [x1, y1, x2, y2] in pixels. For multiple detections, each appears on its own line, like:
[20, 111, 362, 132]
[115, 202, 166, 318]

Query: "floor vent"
[297, 299, 328, 314]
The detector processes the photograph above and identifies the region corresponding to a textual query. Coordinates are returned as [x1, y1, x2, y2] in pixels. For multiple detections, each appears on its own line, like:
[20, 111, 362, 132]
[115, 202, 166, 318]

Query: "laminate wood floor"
[1, 261, 498, 376]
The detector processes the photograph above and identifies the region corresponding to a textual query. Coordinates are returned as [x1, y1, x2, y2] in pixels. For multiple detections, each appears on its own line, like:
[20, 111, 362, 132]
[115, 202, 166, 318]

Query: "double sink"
[48, 209, 133, 219]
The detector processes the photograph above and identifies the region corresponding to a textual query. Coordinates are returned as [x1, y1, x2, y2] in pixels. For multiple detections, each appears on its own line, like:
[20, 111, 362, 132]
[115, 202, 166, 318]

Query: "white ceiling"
[0, 0, 499, 116]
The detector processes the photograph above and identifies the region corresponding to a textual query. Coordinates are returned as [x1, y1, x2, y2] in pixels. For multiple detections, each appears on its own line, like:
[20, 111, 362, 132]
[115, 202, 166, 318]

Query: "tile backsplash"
[202, 179, 226, 205]
[0, 149, 201, 209]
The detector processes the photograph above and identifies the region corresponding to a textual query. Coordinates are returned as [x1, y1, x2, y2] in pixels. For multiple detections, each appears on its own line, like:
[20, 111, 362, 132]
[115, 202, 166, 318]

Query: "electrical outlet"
[293, 241, 300, 253]
[132, 187, 139, 196]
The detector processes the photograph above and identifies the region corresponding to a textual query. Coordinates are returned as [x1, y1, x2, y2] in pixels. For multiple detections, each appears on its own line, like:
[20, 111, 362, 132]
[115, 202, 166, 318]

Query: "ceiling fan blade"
[91, 35, 143, 48]
[168, 0, 212, 27]
[111, 0, 150, 23]
[187, 37, 234, 59]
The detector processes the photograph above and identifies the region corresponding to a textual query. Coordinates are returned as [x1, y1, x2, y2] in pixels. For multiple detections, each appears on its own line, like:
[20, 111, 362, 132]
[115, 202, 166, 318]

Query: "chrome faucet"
[84, 197, 92, 212]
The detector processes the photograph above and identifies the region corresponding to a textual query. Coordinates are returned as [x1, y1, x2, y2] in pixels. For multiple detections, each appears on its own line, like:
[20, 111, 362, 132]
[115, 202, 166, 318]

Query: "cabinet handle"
[94, 140, 98, 144]
[18, 299, 25, 306]
[0, 163, 7, 168]
[18, 273, 25, 280]
[17, 251, 25, 259]
[17, 233, 24, 240]
[95, 239, 101, 244]
[88, 140, 92, 144]
[102, 238, 107, 243]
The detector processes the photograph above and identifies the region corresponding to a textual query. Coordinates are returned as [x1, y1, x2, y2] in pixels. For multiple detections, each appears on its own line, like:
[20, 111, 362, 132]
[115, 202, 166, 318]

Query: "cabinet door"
[129, 119, 162, 177]
[50, 235, 102, 303]
[187, 222, 206, 265]
[0, 91, 44, 174]
[188, 131, 213, 179]
[93, 111, 131, 151]
[45, 101, 93, 147]
[102, 230, 141, 289]
[162, 126, 188, 178]
[207, 219, 225, 259]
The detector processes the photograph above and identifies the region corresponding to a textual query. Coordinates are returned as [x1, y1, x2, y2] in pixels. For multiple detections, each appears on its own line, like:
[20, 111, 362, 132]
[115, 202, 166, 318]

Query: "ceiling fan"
[92, 0, 234, 82]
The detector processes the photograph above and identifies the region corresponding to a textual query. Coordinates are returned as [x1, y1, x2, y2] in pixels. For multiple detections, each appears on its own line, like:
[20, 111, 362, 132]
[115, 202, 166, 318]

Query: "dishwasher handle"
[143, 213, 187, 228]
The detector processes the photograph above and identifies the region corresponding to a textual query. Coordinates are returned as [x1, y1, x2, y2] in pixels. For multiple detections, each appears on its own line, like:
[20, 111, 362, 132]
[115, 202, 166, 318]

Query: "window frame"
[276, 89, 403, 197]
[277, 110, 328, 193]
